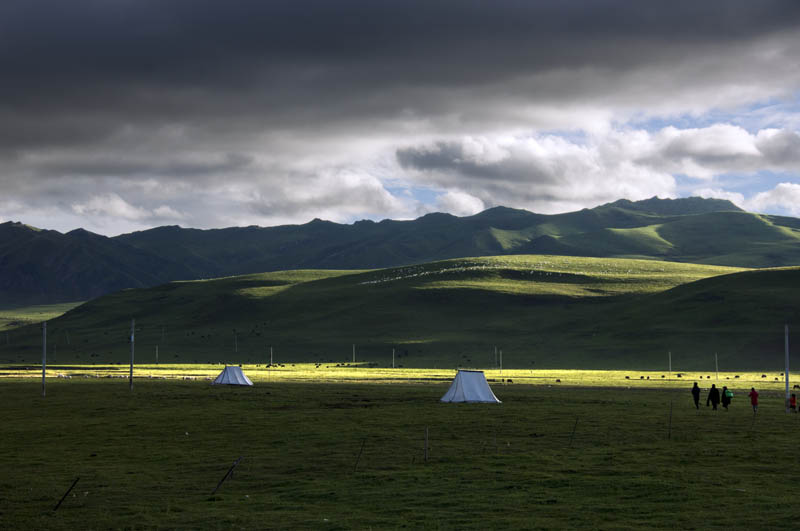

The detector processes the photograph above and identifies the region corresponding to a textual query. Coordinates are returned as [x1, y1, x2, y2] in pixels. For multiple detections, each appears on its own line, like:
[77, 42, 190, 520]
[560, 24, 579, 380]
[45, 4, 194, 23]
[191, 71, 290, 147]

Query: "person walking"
[721, 386, 733, 411]
[691, 382, 701, 410]
[706, 384, 720, 410]
[748, 387, 759, 413]
[790, 393, 797, 413]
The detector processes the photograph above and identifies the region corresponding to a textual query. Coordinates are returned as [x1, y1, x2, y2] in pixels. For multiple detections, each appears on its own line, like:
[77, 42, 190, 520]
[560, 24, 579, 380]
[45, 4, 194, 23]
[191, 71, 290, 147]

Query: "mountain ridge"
[2, 196, 797, 306]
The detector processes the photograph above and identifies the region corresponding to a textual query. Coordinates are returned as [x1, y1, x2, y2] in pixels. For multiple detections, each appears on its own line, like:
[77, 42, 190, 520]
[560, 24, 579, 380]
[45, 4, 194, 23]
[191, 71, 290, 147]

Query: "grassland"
[0, 302, 83, 332]
[2, 375, 800, 529]
[7, 255, 782, 370]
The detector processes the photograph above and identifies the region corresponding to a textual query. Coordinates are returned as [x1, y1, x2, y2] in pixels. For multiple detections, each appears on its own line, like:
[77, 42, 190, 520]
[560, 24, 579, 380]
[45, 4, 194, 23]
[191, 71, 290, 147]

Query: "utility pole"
[786, 324, 790, 412]
[668, 351, 672, 380]
[352, 344, 356, 364]
[129, 318, 135, 391]
[42, 321, 47, 397]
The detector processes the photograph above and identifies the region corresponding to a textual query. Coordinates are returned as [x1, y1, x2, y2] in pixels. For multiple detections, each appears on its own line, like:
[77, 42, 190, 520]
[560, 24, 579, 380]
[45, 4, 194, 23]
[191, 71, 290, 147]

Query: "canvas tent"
[440, 370, 501, 403]
[212, 366, 253, 386]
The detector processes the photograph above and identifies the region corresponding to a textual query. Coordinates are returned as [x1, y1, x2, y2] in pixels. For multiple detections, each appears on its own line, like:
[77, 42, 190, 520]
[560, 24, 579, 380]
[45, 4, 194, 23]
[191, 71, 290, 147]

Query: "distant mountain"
[3, 196, 800, 306]
[0, 222, 185, 307]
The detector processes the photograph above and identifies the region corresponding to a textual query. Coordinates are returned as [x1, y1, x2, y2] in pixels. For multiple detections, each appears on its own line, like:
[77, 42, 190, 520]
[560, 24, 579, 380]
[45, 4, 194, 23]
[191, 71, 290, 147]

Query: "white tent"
[440, 370, 501, 403]
[212, 366, 253, 386]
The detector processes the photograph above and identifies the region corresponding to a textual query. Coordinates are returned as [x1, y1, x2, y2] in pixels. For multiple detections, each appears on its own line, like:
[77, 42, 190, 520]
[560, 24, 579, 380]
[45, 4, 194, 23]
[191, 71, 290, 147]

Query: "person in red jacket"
[790, 393, 797, 412]
[748, 387, 759, 413]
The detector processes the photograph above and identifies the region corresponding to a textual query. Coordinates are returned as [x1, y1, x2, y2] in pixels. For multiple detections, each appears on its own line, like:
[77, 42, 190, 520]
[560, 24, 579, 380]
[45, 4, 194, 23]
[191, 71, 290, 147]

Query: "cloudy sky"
[2, 1, 800, 236]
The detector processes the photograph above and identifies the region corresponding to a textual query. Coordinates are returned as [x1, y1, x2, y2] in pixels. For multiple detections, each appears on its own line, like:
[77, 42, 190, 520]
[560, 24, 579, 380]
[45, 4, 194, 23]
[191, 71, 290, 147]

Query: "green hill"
[4, 196, 800, 307]
[4, 254, 796, 371]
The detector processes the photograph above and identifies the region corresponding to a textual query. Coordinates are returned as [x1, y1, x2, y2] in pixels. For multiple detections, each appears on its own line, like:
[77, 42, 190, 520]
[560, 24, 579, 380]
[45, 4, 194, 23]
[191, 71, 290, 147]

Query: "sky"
[1, 0, 800, 236]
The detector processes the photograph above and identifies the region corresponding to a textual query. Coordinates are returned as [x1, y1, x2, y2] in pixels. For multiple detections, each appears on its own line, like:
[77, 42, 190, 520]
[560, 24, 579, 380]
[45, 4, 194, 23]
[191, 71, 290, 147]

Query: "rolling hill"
[3, 196, 800, 307]
[2, 254, 797, 370]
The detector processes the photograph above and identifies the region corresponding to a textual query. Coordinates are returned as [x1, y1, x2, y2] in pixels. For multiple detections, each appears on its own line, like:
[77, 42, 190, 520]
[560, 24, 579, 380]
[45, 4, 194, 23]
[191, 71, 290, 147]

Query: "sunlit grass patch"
[0, 302, 84, 332]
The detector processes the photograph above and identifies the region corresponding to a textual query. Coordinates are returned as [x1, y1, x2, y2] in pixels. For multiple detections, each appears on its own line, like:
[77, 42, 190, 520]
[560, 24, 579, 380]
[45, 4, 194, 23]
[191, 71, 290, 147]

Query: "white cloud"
[72, 193, 151, 221]
[398, 124, 800, 215]
[436, 190, 485, 216]
[746, 182, 800, 216]
[692, 187, 746, 207]
[152, 205, 185, 219]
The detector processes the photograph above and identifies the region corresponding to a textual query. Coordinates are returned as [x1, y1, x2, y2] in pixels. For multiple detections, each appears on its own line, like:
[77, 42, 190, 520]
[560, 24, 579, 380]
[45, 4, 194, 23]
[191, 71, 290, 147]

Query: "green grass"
[0, 302, 84, 332]
[1, 255, 761, 369]
[2, 376, 799, 529]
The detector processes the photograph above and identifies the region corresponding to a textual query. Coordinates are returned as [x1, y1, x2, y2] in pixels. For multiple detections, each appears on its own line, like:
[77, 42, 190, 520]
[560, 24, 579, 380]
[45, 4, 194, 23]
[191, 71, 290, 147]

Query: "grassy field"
[2, 374, 800, 529]
[2, 363, 797, 391]
[0, 302, 83, 332]
[5, 255, 781, 370]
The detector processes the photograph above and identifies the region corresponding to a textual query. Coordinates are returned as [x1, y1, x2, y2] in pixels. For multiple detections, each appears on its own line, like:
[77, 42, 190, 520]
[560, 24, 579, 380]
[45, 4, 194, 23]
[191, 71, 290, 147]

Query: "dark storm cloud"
[2, 0, 799, 151]
[397, 141, 560, 184]
[2, 0, 800, 233]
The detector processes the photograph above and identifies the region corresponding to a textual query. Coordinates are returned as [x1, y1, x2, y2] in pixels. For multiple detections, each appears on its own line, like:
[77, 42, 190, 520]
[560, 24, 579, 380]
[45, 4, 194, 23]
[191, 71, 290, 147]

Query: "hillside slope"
[0, 222, 185, 307]
[3, 196, 800, 306]
[5, 255, 796, 370]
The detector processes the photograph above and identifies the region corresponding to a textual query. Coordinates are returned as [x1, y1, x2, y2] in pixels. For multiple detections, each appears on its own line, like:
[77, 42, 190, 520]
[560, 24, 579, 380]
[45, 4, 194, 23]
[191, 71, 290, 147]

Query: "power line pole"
[786, 324, 790, 413]
[129, 318, 135, 391]
[42, 321, 47, 397]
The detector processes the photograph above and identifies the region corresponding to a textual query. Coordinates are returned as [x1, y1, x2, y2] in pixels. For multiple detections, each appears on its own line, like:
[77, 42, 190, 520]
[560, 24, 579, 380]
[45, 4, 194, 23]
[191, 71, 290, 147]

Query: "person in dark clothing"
[721, 386, 732, 410]
[691, 382, 701, 410]
[706, 384, 720, 410]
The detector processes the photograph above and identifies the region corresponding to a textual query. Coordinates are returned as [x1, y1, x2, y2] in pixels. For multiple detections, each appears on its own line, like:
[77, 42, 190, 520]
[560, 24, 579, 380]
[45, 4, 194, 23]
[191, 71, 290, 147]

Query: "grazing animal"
[762, 374, 767, 378]
[625, 376, 630, 379]
[556, 379, 561, 383]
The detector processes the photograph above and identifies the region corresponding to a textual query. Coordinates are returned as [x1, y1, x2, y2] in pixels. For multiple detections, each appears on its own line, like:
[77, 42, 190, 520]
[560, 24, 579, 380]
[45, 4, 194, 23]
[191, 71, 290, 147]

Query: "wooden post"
[53, 477, 80, 511]
[424, 426, 429, 463]
[42, 321, 47, 397]
[667, 401, 673, 440]
[211, 456, 243, 495]
[668, 351, 672, 380]
[353, 438, 367, 473]
[568, 417, 579, 447]
[129, 318, 135, 391]
[786, 324, 790, 412]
